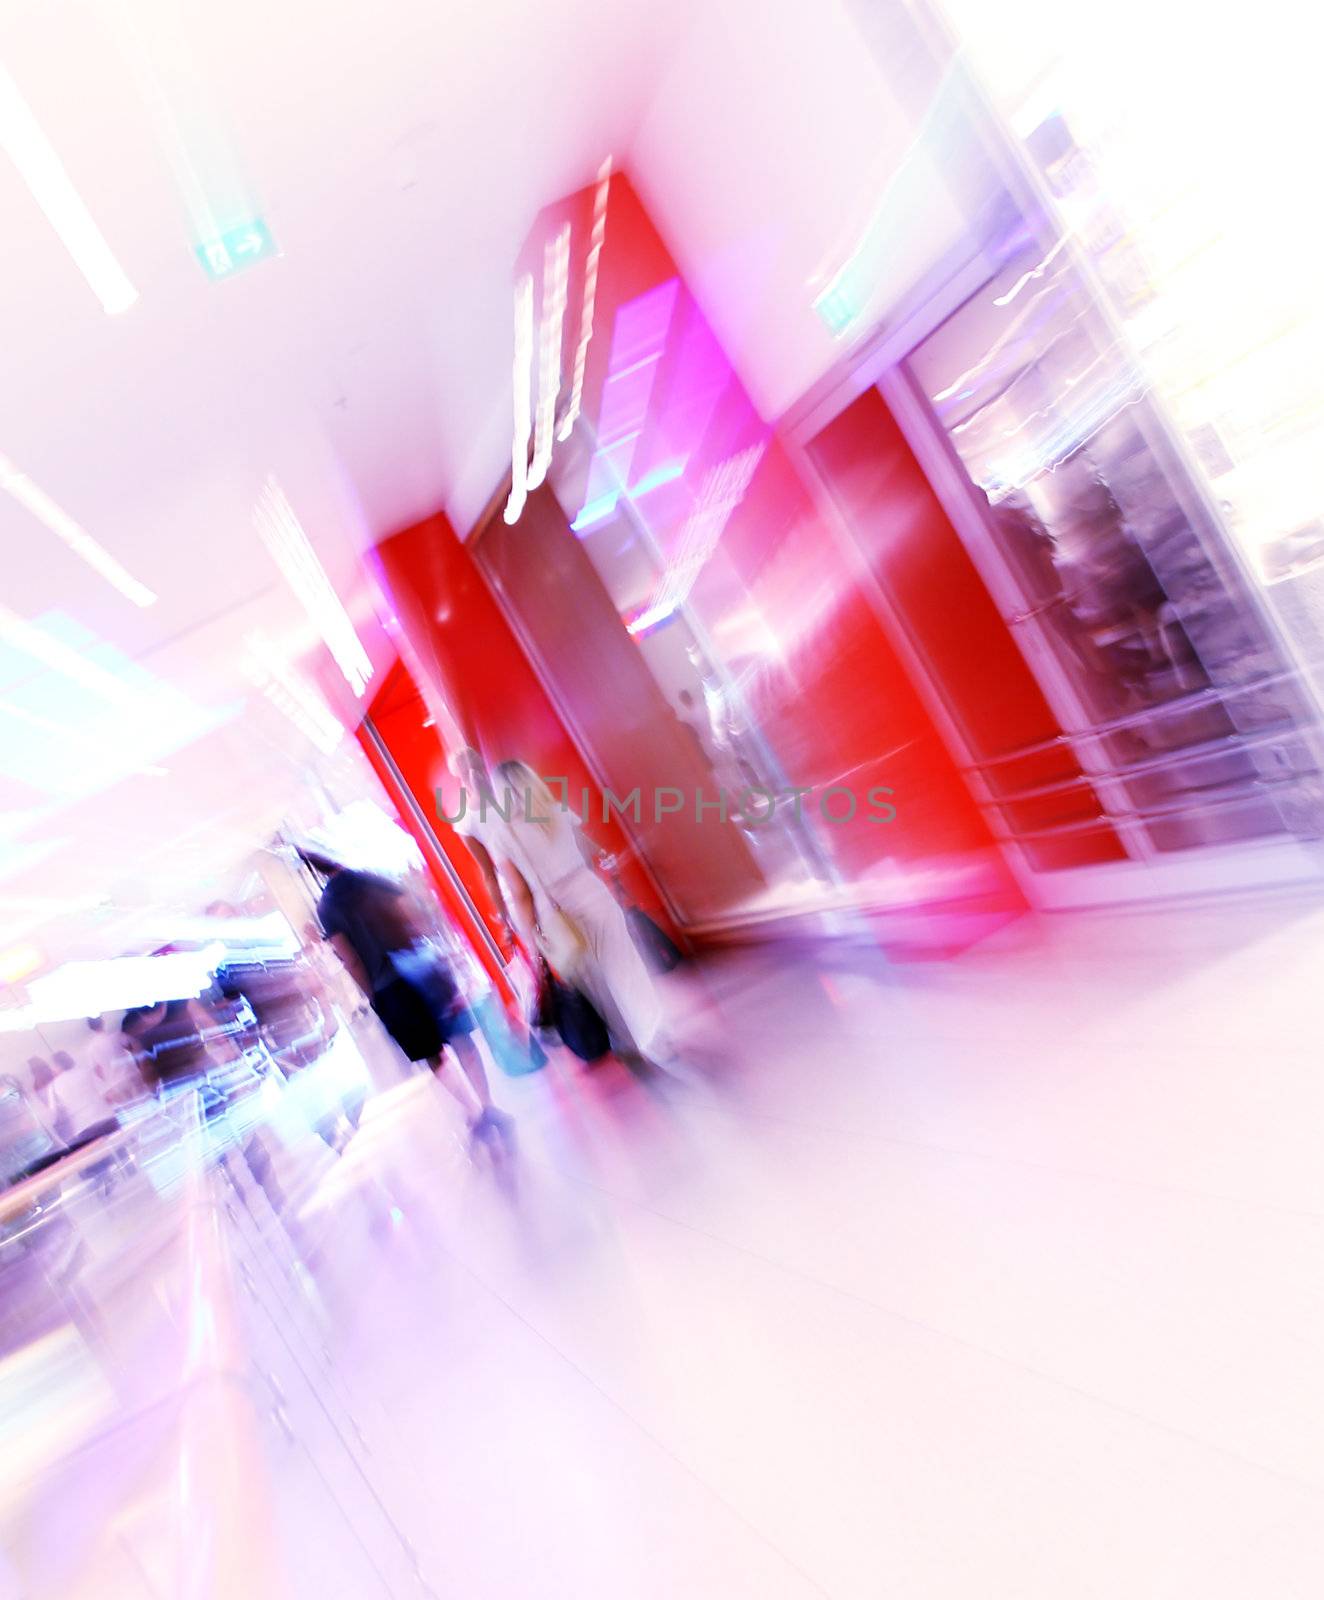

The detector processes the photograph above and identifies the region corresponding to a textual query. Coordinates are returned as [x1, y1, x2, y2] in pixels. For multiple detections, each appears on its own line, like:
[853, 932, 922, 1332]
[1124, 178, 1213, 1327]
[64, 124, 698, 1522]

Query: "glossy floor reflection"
[7, 903, 1324, 1598]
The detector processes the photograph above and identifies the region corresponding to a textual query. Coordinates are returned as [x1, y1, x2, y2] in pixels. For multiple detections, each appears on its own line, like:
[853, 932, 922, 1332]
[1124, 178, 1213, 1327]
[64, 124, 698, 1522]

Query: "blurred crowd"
[0, 922, 356, 1196]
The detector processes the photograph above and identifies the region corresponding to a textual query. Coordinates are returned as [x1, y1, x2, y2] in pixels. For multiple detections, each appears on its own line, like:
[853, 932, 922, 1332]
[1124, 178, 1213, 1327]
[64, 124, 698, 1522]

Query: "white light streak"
[626, 599, 679, 636]
[253, 478, 373, 698]
[134, 910, 300, 952]
[243, 631, 345, 755]
[982, 372, 1148, 493]
[0, 697, 167, 778]
[0, 454, 156, 606]
[503, 273, 535, 524]
[557, 155, 612, 443]
[0, 604, 140, 706]
[527, 223, 571, 490]
[0, 946, 226, 1032]
[0, 62, 138, 315]
[931, 277, 1068, 403]
[992, 234, 1070, 307]
[634, 444, 765, 626]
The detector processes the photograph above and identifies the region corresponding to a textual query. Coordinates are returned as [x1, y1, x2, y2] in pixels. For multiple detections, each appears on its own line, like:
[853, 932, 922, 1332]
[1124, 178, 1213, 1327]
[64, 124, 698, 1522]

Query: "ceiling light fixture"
[0, 62, 138, 315]
[0, 604, 140, 706]
[0, 697, 167, 782]
[0, 454, 156, 606]
[253, 478, 373, 697]
[243, 631, 345, 754]
[527, 223, 571, 491]
[0, 945, 226, 1032]
[503, 273, 535, 524]
[0, 942, 43, 985]
[558, 155, 612, 443]
[505, 154, 611, 521]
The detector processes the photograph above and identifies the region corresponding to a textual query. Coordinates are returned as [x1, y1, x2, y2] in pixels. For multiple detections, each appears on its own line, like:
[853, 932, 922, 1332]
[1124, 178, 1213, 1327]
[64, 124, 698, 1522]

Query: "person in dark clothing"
[42, 1049, 119, 1150]
[303, 850, 510, 1145]
[132, 999, 213, 1089]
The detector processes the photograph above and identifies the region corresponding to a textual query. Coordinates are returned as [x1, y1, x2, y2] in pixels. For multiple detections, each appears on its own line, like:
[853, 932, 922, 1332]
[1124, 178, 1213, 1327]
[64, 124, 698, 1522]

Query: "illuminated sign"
[196, 218, 277, 281]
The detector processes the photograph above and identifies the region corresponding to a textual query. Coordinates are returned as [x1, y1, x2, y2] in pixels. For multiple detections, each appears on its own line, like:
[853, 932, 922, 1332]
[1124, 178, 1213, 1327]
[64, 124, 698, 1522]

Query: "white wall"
[629, 0, 974, 422]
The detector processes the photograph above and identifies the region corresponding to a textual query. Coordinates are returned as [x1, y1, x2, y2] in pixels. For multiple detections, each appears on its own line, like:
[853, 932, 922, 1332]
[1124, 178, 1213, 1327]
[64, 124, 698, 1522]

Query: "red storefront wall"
[368, 509, 677, 941]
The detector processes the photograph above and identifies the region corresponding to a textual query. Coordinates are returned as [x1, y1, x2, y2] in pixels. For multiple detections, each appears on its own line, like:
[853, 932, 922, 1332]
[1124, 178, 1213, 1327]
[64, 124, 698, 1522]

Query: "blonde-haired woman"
[491, 760, 669, 1065]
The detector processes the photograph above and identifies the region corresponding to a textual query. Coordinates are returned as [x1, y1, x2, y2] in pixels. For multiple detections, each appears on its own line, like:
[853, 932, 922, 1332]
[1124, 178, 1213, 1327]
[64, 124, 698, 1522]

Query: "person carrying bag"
[595, 849, 684, 974]
[489, 761, 673, 1067]
[532, 956, 610, 1062]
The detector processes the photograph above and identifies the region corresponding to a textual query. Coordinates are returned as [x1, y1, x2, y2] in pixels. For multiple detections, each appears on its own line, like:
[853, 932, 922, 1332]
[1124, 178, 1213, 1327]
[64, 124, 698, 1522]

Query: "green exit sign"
[196, 219, 278, 281]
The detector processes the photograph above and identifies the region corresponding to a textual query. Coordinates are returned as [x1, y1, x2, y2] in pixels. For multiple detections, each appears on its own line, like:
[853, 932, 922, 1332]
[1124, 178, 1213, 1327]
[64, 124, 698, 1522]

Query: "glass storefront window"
[933, 0, 1324, 705]
[544, 381, 828, 895]
[906, 230, 1323, 855]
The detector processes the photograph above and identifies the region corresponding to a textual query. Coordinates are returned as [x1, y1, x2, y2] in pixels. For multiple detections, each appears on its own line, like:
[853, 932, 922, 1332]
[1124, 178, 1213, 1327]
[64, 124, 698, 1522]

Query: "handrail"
[0, 1130, 121, 1224]
[973, 769, 1307, 842]
[977, 723, 1317, 806]
[963, 666, 1307, 772]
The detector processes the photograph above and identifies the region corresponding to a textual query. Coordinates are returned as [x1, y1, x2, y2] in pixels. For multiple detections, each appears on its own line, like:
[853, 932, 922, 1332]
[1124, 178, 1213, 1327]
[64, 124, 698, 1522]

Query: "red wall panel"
[353, 669, 514, 1005]
[697, 434, 1022, 899]
[370, 511, 676, 937]
[807, 388, 1124, 871]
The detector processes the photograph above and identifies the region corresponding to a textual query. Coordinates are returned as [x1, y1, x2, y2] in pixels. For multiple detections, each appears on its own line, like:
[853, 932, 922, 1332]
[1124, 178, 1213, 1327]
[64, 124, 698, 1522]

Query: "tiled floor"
[271, 900, 1324, 1598]
[6, 899, 1324, 1597]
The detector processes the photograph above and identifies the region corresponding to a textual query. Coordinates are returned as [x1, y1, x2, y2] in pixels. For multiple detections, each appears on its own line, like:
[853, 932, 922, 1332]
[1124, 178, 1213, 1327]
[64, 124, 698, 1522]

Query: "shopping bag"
[471, 993, 546, 1077]
[506, 948, 538, 1016]
[388, 943, 464, 1017]
[627, 907, 684, 973]
[534, 905, 585, 976]
[550, 977, 610, 1062]
[532, 958, 557, 1031]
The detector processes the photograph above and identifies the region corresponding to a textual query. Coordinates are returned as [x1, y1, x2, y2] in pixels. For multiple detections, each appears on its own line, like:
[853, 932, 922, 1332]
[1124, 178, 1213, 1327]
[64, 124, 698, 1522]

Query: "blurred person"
[122, 1002, 210, 1126]
[128, 995, 247, 1131]
[39, 1049, 120, 1153]
[448, 747, 522, 959]
[675, 687, 716, 768]
[16, 1058, 63, 1172]
[447, 748, 552, 1062]
[1, 1071, 61, 1187]
[26, 1054, 54, 1102]
[678, 683, 745, 779]
[215, 954, 321, 1070]
[81, 1016, 143, 1107]
[119, 1008, 155, 1086]
[214, 957, 361, 1152]
[492, 760, 674, 1069]
[130, 1000, 213, 1090]
[302, 919, 368, 1020]
[302, 848, 510, 1147]
[131, 994, 291, 1208]
[986, 490, 1119, 691]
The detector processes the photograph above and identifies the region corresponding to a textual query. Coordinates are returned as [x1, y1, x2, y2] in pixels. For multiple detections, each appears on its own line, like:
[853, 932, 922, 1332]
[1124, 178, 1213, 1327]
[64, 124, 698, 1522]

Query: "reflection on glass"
[537, 269, 837, 923]
[939, 0, 1324, 707]
[569, 483, 825, 901]
[908, 239, 1322, 856]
